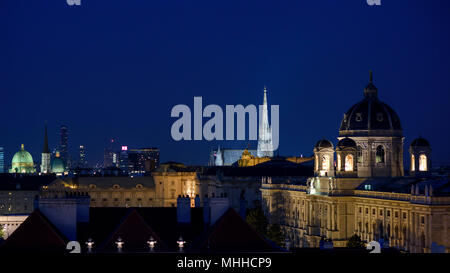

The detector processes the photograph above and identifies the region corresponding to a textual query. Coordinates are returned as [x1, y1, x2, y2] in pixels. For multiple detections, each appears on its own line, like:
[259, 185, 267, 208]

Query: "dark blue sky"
[1, 0, 450, 167]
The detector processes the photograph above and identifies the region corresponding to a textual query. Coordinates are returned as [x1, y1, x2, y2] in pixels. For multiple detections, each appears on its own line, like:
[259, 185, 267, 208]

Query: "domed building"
[51, 151, 66, 176]
[338, 71, 404, 177]
[261, 71, 450, 253]
[9, 144, 36, 174]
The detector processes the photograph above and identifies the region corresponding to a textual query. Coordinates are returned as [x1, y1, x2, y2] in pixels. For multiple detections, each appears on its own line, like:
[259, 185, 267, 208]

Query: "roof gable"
[0, 210, 67, 253]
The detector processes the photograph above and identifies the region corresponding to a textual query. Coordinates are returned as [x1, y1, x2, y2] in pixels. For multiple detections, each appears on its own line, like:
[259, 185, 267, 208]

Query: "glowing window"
[411, 154, 415, 171]
[321, 155, 329, 171]
[315, 155, 318, 171]
[337, 154, 341, 170]
[345, 154, 353, 171]
[376, 145, 385, 163]
[419, 154, 427, 171]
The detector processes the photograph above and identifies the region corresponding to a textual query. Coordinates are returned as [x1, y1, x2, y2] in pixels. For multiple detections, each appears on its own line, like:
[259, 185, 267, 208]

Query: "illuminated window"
[411, 154, 415, 171]
[315, 155, 318, 171]
[357, 146, 363, 163]
[337, 154, 341, 170]
[321, 155, 329, 171]
[376, 145, 385, 163]
[345, 154, 353, 171]
[419, 154, 427, 171]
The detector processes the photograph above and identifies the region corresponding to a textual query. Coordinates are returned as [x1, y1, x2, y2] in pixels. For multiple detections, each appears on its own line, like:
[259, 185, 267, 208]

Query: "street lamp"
[177, 236, 186, 252]
[85, 238, 94, 253]
[147, 236, 157, 252]
[115, 237, 124, 253]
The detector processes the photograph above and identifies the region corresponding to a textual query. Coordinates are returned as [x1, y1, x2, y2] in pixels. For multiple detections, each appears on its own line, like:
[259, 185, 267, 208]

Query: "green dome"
[9, 144, 35, 173]
[51, 157, 65, 174]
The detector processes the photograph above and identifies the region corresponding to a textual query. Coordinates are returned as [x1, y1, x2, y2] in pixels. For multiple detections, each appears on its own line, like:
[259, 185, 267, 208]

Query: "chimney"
[209, 197, 230, 225]
[194, 194, 201, 207]
[177, 195, 191, 223]
[239, 197, 247, 220]
[36, 193, 91, 241]
[203, 195, 211, 226]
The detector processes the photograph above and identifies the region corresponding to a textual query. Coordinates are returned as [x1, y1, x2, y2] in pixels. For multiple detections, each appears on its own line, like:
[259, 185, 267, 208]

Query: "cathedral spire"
[43, 122, 50, 154]
[257, 86, 273, 158]
[369, 70, 373, 83]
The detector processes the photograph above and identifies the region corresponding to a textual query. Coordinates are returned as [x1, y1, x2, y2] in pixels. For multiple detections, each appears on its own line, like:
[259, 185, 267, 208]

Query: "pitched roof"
[97, 209, 167, 252]
[0, 210, 67, 253]
[192, 208, 274, 252]
[77, 207, 206, 252]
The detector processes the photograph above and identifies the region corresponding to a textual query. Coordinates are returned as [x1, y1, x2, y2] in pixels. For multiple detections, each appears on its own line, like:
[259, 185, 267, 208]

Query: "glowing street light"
[177, 236, 186, 252]
[115, 237, 124, 253]
[147, 236, 157, 252]
[85, 238, 94, 253]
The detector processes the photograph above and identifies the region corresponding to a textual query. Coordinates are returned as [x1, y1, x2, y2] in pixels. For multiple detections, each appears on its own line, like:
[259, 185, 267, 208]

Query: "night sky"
[1, 0, 450, 167]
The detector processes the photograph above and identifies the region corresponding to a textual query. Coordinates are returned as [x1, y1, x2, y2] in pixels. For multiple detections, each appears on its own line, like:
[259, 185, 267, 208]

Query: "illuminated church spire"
[257, 86, 274, 157]
[41, 123, 51, 174]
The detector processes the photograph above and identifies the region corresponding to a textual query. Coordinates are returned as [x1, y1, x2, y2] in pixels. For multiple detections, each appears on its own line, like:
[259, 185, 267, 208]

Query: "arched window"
[419, 154, 427, 171]
[315, 155, 318, 171]
[357, 145, 363, 163]
[321, 155, 329, 171]
[345, 154, 353, 171]
[411, 154, 415, 171]
[337, 154, 341, 170]
[376, 145, 385, 163]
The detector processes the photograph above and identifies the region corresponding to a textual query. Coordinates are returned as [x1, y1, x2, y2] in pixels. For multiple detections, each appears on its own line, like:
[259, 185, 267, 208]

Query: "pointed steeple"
[257, 86, 273, 158]
[263, 85, 267, 105]
[43, 123, 50, 154]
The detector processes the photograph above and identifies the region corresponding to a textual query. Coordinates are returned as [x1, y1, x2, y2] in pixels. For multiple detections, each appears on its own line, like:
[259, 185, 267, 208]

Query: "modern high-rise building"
[119, 146, 129, 174]
[128, 147, 160, 174]
[0, 147, 5, 173]
[78, 145, 87, 168]
[103, 138, 117, 168]
[59, 125, 69, 168]
[41, 124, 51, 174]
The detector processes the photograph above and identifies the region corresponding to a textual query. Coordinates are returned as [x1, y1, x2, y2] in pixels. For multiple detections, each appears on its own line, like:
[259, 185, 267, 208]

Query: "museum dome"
[339, 71, 402, 137]
[411, 137, 430, 147]
[315, 139, 333, 149]
[12, 144, 34, 166]
[337, 137, 356, 148]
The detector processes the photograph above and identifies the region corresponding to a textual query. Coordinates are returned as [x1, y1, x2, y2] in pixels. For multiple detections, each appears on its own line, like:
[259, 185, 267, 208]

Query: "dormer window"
[355, 113, 362, 122]
[376, 112, 383, 121]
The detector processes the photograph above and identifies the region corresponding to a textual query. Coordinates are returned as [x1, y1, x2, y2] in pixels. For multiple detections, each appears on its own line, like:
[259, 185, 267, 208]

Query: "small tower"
[409, 137, 431, 177]
[336, 137, 357, 177]
[41, 123, 52, 174]
[313, 139, 334, 177]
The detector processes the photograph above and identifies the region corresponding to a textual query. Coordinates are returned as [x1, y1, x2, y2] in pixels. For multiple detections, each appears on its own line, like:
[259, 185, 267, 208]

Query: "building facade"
[261, 72, 450, 253]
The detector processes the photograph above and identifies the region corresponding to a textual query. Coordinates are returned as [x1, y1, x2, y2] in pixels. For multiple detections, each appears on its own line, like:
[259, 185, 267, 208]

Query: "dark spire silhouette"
[43, 123, 50, 154]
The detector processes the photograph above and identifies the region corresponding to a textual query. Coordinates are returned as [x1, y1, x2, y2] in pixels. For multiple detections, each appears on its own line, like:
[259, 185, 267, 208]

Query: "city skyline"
[2, 0, 450, 166]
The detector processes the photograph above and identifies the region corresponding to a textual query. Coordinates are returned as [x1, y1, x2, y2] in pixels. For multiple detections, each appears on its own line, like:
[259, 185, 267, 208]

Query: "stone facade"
[261, 180, 450, 252]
